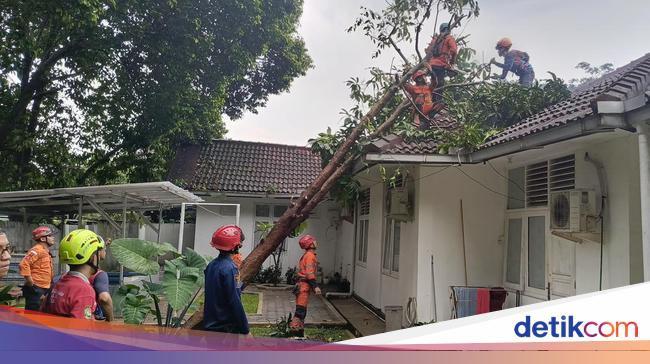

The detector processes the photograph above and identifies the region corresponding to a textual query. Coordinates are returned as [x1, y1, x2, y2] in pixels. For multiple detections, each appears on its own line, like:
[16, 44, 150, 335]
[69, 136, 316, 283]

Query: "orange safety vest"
[427, 34, 458, 69]
[19, 244, 54, 289]
[297, 250, 318, 282]
[404, 83, 434, 114]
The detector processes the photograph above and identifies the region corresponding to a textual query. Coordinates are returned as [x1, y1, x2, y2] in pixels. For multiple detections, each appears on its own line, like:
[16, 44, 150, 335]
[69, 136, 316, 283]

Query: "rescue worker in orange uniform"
[404, 70, 437, 130]
[19, 226, 55, 311]
[289, 234, 322, 336]
[424, 22, 458, 104]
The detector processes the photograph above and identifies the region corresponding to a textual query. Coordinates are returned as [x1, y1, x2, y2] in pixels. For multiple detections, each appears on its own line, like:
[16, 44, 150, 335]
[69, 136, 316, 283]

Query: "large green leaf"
[111, 238, 160, 275]
[113, 284, 141, 317]
[162, 260, 200, 311]
[157, 242, 181, 257]
[122, 293, 153, 324]
[183, 248, 209, 270]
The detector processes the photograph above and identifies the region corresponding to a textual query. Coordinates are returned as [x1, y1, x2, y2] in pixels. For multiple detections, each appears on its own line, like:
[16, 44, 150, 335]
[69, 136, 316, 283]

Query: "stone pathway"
[246, 285, 346, 326]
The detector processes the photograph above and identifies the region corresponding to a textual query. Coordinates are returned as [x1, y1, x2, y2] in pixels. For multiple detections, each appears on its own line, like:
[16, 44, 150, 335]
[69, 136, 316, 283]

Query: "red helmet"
[496, 37, 512, 50]
[32, 226, 53, 241]
[299, 235, 316, 250]
[210, 225, 244, 251]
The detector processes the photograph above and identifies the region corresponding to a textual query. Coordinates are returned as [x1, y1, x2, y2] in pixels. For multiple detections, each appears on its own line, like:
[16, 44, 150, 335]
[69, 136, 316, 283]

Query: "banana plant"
[111, 238, 211, 327]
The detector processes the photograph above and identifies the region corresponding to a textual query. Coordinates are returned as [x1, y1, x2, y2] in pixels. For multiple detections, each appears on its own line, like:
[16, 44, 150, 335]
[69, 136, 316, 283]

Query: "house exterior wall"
[352, 166, 419, 319]
[415, 164, 506, 322]
[353, 182, 384, 307]
[576, 133, 642, 290]
[192, 195, 339, 279]
[334, 219, 355, 283]
[494, 132, 641, 306]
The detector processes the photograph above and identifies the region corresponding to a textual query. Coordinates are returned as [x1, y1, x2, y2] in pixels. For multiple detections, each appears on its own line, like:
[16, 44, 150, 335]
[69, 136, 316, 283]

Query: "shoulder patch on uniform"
[84, 306, 93, 319]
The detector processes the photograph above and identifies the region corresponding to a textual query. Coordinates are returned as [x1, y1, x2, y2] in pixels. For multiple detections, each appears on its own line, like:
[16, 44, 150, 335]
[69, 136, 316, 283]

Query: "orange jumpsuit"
[296, 250, 318, 307]
[290, 250, 318, 334]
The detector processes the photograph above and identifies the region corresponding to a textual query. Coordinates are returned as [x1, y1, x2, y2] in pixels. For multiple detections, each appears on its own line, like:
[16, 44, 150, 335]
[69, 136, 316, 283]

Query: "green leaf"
[157, 242, 180, 256]
[0, 285, 16, 306]
[162, 261, 200, 311]
[183, 247, 208, 271]
[111, 238, 160, 275]
[122, 293, 154, 324]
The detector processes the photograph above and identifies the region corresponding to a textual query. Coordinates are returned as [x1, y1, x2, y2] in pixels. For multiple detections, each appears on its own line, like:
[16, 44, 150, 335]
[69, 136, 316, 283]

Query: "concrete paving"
[328, 297, 385, 337]
[246, 285, 347, 326]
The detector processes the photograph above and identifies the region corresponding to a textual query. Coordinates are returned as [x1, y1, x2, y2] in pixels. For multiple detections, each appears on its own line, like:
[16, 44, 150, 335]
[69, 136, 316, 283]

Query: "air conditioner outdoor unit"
[550, 190, 597, 232]
[388, 187, 411, 220]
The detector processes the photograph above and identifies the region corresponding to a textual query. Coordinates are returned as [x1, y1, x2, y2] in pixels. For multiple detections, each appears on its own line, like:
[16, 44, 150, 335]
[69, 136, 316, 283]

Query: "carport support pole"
[78, 196, 83, 228]
[639, 122, 650, 281]
[177, 203, 186, 254]
[157, 204, 163, 244]
[120, 194, 127, 285]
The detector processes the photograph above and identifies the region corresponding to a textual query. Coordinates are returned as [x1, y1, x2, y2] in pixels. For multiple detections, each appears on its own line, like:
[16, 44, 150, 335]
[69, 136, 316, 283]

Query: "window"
[507, 154, 575, 210]
[356, 190, 370, 264]
[504, 213, 548, 297]
[254, 204, 288, 251]
[382, 219, 401, 275]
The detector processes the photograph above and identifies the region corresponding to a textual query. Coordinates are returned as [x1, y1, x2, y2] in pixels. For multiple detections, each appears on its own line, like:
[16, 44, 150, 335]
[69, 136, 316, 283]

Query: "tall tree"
[0, 0, 312, 190]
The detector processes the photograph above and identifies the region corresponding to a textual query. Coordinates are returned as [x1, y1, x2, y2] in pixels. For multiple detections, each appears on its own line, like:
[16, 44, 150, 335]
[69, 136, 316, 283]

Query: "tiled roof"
[168, 140, 322, 195]
[483, 53, 650, 147]
[367, 108, 455, 155]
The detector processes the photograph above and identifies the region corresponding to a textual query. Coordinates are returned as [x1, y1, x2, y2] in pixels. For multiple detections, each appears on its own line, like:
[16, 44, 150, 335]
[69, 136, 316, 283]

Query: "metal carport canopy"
[0, 181, 203, 215]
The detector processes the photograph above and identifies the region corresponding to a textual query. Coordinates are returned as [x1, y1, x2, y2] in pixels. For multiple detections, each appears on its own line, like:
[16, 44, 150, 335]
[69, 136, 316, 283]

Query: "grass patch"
[242, 293, 259, 314]
[250, 326, 353, 342]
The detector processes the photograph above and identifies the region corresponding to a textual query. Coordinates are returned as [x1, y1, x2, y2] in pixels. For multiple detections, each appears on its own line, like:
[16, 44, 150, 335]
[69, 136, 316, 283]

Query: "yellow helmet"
[59, 229, 105, 265]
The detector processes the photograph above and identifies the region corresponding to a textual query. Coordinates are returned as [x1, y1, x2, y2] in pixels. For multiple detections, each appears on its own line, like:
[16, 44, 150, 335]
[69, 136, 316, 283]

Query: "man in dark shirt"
[203, 225, 249, 335]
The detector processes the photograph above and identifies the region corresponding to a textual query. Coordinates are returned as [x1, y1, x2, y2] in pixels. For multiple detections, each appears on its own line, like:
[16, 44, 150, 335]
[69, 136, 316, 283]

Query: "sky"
[225, 0, 650, 146]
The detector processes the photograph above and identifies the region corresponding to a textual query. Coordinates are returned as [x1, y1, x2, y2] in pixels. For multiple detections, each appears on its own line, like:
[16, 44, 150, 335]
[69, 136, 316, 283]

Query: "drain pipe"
[584, 153, 608, 290]
[638, 122, 650, 281]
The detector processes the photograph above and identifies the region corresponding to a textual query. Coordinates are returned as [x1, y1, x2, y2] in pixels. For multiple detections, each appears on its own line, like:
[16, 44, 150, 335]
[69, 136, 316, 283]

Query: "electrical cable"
[486, 160, 525, 193]
[454, 166, 525, 202]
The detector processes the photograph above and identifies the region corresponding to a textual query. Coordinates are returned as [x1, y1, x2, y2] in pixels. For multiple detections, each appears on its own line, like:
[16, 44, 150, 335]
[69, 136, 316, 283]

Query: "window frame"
[381, 218, 401, 278]
[356, 190, 370, 266]
[253, 203, 288, 252]
[503, 209, 549, 299]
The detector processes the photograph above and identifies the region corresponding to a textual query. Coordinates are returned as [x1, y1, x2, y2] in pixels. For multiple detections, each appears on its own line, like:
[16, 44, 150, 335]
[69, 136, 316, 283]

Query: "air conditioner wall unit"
[550, 190, 597, 232]
[388, 187, 411, 220]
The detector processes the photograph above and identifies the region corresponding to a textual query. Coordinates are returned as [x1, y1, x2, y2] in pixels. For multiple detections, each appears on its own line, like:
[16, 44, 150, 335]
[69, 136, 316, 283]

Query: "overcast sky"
[225, 0, 650, 145]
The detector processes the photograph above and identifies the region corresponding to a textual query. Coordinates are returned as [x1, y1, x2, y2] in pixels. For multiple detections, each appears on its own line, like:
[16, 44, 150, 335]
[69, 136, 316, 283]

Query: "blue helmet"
[439, 22, 450, 33]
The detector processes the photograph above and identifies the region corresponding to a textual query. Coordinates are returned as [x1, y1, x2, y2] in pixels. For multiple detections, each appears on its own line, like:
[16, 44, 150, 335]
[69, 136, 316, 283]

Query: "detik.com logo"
[514, 315, 638, 338]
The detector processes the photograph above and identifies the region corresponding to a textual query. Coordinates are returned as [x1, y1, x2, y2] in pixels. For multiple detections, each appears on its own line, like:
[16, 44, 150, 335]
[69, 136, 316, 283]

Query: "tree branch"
[415, 0, 435, 61]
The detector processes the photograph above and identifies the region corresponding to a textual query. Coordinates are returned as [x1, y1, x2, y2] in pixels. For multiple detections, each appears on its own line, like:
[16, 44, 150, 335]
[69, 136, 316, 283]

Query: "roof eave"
[469, 108, 646, 163]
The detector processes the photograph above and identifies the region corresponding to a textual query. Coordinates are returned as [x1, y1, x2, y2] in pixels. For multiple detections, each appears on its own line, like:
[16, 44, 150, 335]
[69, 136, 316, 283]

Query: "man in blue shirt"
[490, 37, 535, 87]
[203, 225, 249, 335]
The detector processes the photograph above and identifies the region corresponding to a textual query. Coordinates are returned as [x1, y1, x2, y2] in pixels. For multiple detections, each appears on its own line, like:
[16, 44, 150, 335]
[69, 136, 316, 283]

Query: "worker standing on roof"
[490, 37, 535, 87]
[404, 70, 436, 131]
[425, 22, 458, 105]
[19, 226, 55, 311]
[203, 225, 249, 335]
[289, 234, 322, 337]
[42, 229, 104, 320]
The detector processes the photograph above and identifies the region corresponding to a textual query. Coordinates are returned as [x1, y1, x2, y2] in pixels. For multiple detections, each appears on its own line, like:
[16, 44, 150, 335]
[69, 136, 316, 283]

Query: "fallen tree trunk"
[182, 20, 459, 329]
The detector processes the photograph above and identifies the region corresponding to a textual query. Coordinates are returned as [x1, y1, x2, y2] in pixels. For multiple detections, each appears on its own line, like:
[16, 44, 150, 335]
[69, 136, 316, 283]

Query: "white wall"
[334, 219, 355, 282]
[415, 164, 506, 322]
[575, 133, 642, 290]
